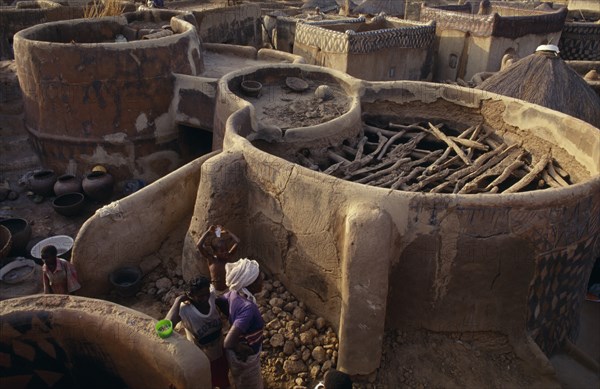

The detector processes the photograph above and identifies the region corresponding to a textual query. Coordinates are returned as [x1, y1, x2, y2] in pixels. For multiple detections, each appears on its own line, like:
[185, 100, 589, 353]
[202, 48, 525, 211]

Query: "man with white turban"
[218, 258, 265, 389]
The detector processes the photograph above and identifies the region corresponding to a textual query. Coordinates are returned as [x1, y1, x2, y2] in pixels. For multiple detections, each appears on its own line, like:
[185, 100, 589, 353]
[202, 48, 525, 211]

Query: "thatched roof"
[301, 0, 339, 11]
[354, 0, 405, 16]
[477, 52, 600, 129]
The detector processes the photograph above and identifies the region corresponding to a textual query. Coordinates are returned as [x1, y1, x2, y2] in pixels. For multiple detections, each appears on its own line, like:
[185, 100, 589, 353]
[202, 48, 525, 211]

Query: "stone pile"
[134, 253, 340, 389]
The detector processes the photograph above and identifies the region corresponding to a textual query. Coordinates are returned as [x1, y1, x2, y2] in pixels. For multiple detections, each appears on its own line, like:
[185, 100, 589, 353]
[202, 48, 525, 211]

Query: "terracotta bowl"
[52, 192, 86, 217]
[240, 80, 262, 97]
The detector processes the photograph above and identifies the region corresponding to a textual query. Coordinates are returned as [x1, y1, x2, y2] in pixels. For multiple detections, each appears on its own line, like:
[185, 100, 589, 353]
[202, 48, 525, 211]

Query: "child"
[41, 245, 81, 295]
[166, 276, 230, 389]
[197, 225, 240, 294]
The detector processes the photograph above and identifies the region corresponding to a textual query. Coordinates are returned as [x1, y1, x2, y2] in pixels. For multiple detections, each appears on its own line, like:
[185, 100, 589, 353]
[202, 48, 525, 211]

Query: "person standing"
[165, 276, 230, 389]
[197, 224, 241, 295]
[41, 245, 81, 295]
[219, 258, 265, 389]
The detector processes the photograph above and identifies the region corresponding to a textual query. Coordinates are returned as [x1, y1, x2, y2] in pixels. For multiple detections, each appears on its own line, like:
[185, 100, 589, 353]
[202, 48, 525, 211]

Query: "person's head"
[41, 245, 58, 266]
[323, 369, 352, 389]
[212, 238, 230, 256]
[225, 258, 263, 294]
[186, 276, 211, 304]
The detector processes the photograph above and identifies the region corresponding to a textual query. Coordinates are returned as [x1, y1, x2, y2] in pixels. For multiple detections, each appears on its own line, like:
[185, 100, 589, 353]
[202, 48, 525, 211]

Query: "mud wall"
[0, 295, 210, 388]
[73, 154, 210, 297]
[13, 14, 203, 183]
[184, 78, 600, 374]
[193, 4, 261, 46]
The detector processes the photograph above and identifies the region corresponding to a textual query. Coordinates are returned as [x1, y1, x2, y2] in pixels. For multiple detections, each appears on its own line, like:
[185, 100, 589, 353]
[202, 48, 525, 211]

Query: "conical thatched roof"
[301, 0, 338, 11]
[354, 0, 405, 16]
[477, 52, 600, 129]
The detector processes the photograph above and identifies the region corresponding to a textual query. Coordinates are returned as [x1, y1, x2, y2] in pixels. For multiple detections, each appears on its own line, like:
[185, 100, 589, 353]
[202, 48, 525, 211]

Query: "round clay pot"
[109, 266, 142, 297]
[0, 218, 32, 256]
[53, 174, 83, 197]
[241, 80, 262, 97]
[29, 169, 57, 197]
[52, 192, 86, 217]
[82, 171, 114, 202]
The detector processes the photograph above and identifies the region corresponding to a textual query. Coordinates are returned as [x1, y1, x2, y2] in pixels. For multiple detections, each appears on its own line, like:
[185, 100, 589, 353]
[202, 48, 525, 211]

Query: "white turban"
[225, 258, 260, 292]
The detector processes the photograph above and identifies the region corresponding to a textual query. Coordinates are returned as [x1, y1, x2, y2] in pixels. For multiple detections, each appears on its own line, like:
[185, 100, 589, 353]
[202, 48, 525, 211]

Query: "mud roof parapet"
[296, 18, 436, 54]
[420, 3, 567, 38]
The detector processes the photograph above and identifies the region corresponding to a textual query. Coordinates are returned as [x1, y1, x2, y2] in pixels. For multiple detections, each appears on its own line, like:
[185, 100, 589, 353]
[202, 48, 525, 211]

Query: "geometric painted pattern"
[295, 17, 436, 55]
[522, 194, 600, 354]
[420, 4, 567, 39]
[559, 23, 600, 61]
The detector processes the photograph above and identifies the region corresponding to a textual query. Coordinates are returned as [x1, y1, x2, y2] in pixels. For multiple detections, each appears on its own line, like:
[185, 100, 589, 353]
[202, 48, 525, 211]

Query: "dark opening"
[178, 124, 213, 163]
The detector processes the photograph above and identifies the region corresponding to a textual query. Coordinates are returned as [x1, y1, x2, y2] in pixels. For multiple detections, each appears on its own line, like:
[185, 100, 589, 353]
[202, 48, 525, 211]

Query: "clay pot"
[54, 174, 83, 197]
[0, 225, 12, 259]
[52, 193, 86, 217]
[29, 170, 57, 197]
[109, 266, 142, 297]
[0, 218, 32, 256]
[241, 80, 262, 97]
[82, 171, 114, 202]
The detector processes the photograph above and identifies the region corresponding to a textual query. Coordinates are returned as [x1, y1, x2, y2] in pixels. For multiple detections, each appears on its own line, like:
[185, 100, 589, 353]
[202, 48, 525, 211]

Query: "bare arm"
[42, 272, 50, 294]
[227, 230, 241, 255]
[224, 324, 254, 362]
[197, 226, 215, 258]
[165, 295, 189, 327]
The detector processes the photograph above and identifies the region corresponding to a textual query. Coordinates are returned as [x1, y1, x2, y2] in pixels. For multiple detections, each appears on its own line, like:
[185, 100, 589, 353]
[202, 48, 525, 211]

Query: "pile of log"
[297, 117, 572, 194]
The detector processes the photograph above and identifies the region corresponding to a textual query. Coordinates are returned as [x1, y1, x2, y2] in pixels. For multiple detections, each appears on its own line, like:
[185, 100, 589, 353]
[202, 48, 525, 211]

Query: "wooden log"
[541, 171, 562, 188]
[485, 159, 526, 190]
[547, 162, 569, 187]
[354, 158, 412, 184]
[449, 137, 488, 151]
[452, 145, 518, 193]
[430, 181, 451, 193]
[355, 136, 368, 161]
[323, 160, 346, 175]
[504, 153, 552, 193]
[377, 130, 407, 160]
[341, 145, 357, 158]
[297, 153, 320, 171]
[447, 144, 508, 182]
[345, 158, 396, 178]
[364, 124, 397, 138]
[552, 163, 570, 180]
[425, 147, 452, 174]
[327, 150, 351, 165]
[427, 122, 471, 165]
[410, 168, 452, 191]
[392, 167, 426, 190]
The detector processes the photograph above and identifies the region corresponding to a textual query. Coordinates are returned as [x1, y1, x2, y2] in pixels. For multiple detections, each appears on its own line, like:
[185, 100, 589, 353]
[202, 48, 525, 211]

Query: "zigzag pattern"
[295, 21, 435, 54]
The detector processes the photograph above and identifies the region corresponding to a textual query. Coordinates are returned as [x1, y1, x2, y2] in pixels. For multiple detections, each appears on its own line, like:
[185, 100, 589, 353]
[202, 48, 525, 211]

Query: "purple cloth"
[220, 291, 264, 354]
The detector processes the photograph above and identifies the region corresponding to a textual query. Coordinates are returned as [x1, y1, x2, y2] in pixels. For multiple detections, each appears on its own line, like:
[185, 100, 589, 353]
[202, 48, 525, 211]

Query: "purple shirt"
[220, 291, 264, 353]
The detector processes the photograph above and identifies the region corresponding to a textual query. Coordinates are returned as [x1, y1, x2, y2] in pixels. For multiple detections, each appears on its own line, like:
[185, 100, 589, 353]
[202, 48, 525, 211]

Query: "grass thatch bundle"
[84, 0, 125, 18]
[477, 52, 600, 129]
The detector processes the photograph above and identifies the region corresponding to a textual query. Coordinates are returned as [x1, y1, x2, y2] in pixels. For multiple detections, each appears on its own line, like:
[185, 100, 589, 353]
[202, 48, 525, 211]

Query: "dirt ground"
[1, 43, 599, 389]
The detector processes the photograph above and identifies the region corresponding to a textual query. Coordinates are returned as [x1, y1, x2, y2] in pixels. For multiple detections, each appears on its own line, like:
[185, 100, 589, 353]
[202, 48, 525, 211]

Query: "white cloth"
[225, 258, 259, 292]
[226, 348, 263, 389]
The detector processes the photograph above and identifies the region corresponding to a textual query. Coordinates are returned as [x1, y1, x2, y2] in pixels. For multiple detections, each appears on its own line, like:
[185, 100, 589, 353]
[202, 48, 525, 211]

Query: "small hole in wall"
[178, 124, 213, 163]
[449, 54, 458, 69]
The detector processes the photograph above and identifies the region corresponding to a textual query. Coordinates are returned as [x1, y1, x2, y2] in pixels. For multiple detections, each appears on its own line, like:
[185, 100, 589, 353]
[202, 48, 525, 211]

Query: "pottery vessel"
[29, 170, 56, 197]
[52, 193, 86, 217]
[241, 80, 262, 97]
[109, 266, 142, 297]
[0, 218, 32, 256]
[54, 174, 83, 197]
[0, 225, 12, 259]
[82, 171, 114, 202]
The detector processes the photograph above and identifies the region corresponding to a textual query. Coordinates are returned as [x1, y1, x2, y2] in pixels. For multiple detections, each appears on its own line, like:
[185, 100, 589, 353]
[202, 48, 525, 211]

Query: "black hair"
[324, 369, 352, 389]
[41, 245, 58, 259]
[186, 276, 211, 294]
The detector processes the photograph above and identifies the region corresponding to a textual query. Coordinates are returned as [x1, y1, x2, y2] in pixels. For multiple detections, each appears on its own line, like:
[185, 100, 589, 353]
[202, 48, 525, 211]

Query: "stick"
[377, 130, 407, 160]
[354, 158, 412, 184]
[392, 167, 426, 190]
[504, 153, 552, 193]
[354, 136, 368, 161]
[541, 171, 562, 188]
[552, 163, 570, 180]
[410, 168, 452, 191]
[427, 122, 471, 165]
[485, 160, 525, 190]
[323, 160, 346, 175]
[425, 147, 452, 174]
[449, 137, 488, 151]
[547, 162, 569, 187]
[327, 150, 351, 164]
[364, 124, 397, 138]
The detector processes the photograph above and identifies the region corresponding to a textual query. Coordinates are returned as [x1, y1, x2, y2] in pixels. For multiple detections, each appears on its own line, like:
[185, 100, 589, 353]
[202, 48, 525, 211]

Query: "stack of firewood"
[296, 116, 571, 194]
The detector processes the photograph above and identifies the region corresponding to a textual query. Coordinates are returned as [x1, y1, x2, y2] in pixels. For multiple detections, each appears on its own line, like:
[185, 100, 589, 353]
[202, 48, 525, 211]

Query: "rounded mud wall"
[213, 63, 362, 154]
[13, 11, 203, 183]
[0, 295, 211, 388]
[191, 81, 600, 374]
